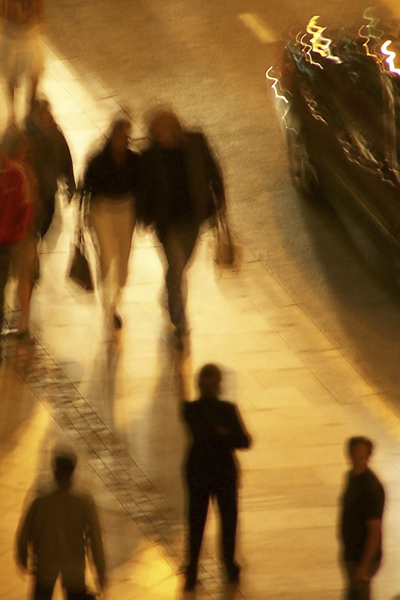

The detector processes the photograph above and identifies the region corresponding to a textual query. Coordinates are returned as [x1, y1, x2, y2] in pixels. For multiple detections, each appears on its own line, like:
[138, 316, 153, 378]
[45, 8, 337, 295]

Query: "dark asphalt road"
[46, 0, 400, 412]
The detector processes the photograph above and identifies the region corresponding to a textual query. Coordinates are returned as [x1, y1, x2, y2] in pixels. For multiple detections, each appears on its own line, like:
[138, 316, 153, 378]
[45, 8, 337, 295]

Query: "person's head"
[146, 106, 183, 148]
[29, 98, 54, 132]
[198, 363, 222, 397]
[52, 446, 77, 488]
[2, 125, 31, 162]
[347, 436, 374, 474]
[108, 117, 132, 157]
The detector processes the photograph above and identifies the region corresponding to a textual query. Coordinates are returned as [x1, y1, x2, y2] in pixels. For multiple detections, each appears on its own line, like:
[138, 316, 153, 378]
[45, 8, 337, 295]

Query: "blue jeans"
[344, 560, 380, 600]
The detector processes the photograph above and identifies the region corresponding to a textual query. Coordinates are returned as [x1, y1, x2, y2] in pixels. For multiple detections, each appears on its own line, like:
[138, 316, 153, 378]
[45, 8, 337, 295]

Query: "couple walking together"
[82, 107, 226, 340]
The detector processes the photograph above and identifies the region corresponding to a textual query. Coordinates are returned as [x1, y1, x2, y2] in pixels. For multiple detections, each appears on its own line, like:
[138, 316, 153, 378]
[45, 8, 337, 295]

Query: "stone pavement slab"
[1, 37, 400, 600]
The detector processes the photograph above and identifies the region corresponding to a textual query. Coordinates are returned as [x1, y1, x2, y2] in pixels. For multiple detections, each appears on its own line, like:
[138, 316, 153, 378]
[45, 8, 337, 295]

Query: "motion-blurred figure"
[139, 107, 226, 342]
[339, 436, 385, 600]
[16, 446, 106, 600]
[0, 0, 44, 123]
[82, 117, 140, 334]
[25, 98, 75, 239]
[2, 125, 38, 338]
[181, 364, 252, 591]
[0, 142, 32, 354]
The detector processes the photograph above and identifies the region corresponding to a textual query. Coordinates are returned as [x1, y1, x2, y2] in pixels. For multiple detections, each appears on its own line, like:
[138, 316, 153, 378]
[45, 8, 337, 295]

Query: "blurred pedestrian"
[339, 436, 385, 600]
[25, 98, 75, 239]
[2, 125, 38, 339]
[15, 446, 106, 600]
[0, 0, 45, 123]
[82, 116, 140, 334]
[181, 364, 252, 591]
[0, 142, 32, 355]
[138, 107, 226, 342]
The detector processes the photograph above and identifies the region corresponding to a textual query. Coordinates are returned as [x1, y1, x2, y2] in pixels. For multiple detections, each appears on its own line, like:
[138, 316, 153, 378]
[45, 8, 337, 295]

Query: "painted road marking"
[238, 13, 277, 44]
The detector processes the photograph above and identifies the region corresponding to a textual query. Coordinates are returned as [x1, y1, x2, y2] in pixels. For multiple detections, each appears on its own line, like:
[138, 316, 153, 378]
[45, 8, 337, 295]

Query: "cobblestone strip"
[3, 335, 219, 593]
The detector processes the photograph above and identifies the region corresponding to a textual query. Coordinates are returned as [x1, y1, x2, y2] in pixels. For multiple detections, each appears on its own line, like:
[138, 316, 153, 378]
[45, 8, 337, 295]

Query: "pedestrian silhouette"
[181, 364, 252, 591]
[138, 106, 226, 346]
[15, 446, 106, 600]
[0, 143, 32, 354]
[0, 0, 45, 122]
[339, 436, 385, 600]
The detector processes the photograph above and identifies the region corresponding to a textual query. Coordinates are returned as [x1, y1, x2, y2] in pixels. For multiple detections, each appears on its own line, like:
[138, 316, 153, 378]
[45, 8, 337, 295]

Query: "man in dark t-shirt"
[339, 436, 385, 600]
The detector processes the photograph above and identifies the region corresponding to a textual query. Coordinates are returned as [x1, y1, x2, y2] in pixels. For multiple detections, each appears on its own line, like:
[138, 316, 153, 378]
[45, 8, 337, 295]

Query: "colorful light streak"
[381, 40, 400, 76]
[306, 16, 342, 64]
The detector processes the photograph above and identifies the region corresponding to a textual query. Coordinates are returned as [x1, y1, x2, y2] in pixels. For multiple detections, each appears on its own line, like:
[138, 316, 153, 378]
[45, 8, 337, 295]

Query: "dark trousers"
[343, 560, 380, 600]
[0, 245, 11, 336]
[186, 478, 238, 574]
[158, 222, 199, 332]
[33, 580, 87, 600]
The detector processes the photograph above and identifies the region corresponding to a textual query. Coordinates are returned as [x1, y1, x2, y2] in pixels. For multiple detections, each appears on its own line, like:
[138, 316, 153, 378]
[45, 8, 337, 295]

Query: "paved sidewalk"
[1, 38, 400, 600]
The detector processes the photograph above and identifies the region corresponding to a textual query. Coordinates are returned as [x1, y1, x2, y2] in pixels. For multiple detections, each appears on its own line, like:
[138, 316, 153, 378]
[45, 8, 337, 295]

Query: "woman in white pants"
[82, 118, 140, 334]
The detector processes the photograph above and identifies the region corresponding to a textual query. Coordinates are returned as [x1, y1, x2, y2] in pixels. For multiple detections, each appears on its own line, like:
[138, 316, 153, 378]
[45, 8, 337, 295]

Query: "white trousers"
[89, 195, 135, 321]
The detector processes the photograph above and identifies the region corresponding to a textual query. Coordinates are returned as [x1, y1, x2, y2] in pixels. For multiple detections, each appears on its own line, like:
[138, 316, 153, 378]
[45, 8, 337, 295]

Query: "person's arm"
[352, 518, 382, 584]
[59, 132, 76, 200]
[15, 501, 36, 573]
[230, 405, 252, 449]
[215, 403, 252, 448]
[201, 135, 226, 211]
[86, 497, 107, 591]
[136, 152, 156, 227]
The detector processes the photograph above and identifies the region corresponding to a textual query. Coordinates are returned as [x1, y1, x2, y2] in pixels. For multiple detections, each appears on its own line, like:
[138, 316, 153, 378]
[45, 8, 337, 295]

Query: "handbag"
[214, 209, 239, 269]
[68, 225, 94, 291]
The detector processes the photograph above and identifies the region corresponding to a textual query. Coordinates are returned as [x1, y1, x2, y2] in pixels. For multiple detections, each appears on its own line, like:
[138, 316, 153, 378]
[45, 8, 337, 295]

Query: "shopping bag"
[68, 227, 94, 291]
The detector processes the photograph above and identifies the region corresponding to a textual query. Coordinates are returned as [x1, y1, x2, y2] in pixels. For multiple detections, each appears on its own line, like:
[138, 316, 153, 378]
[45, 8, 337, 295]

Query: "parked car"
[268, 17, 400, 279]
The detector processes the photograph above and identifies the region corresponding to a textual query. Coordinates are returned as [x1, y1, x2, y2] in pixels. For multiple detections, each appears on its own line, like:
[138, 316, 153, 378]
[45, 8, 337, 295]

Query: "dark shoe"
[183, 564, 197, 591]
[113, 313, 123, 329]
[15, 330, 35, 343]
[183, 574, 197, 591]
[226, 562, 241, 583]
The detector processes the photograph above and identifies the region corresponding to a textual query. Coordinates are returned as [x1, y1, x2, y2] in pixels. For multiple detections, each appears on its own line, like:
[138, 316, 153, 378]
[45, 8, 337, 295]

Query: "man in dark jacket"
[139, 107, 225, 341]
[339, 436, 385, 600]
[182, 363, 252, 591]
[25, 98, 75, 238]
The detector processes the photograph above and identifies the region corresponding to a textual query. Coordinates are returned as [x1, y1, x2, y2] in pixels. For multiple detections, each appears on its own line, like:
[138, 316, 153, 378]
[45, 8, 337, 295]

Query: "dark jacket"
[182, 396, 251, 487]
[82, 143, 140, 201]
[138, 131, 225, 232]
[25, 116, 76, 201]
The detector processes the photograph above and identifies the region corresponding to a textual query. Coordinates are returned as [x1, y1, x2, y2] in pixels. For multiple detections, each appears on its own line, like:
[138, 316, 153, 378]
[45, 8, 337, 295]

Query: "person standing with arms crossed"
[339, 436, 385, 600]
[181, 363, 252, 591]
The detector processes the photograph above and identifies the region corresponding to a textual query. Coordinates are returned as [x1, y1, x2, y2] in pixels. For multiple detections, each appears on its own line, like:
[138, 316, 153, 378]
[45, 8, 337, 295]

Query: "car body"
[268, 17, 400, 276]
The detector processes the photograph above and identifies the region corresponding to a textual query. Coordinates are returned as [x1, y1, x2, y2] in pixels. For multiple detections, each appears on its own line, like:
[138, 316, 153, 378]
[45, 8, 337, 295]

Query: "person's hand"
[352, 564, 369, 585]
[98, 574, 107, 592]
[16, 562, 28, 580]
